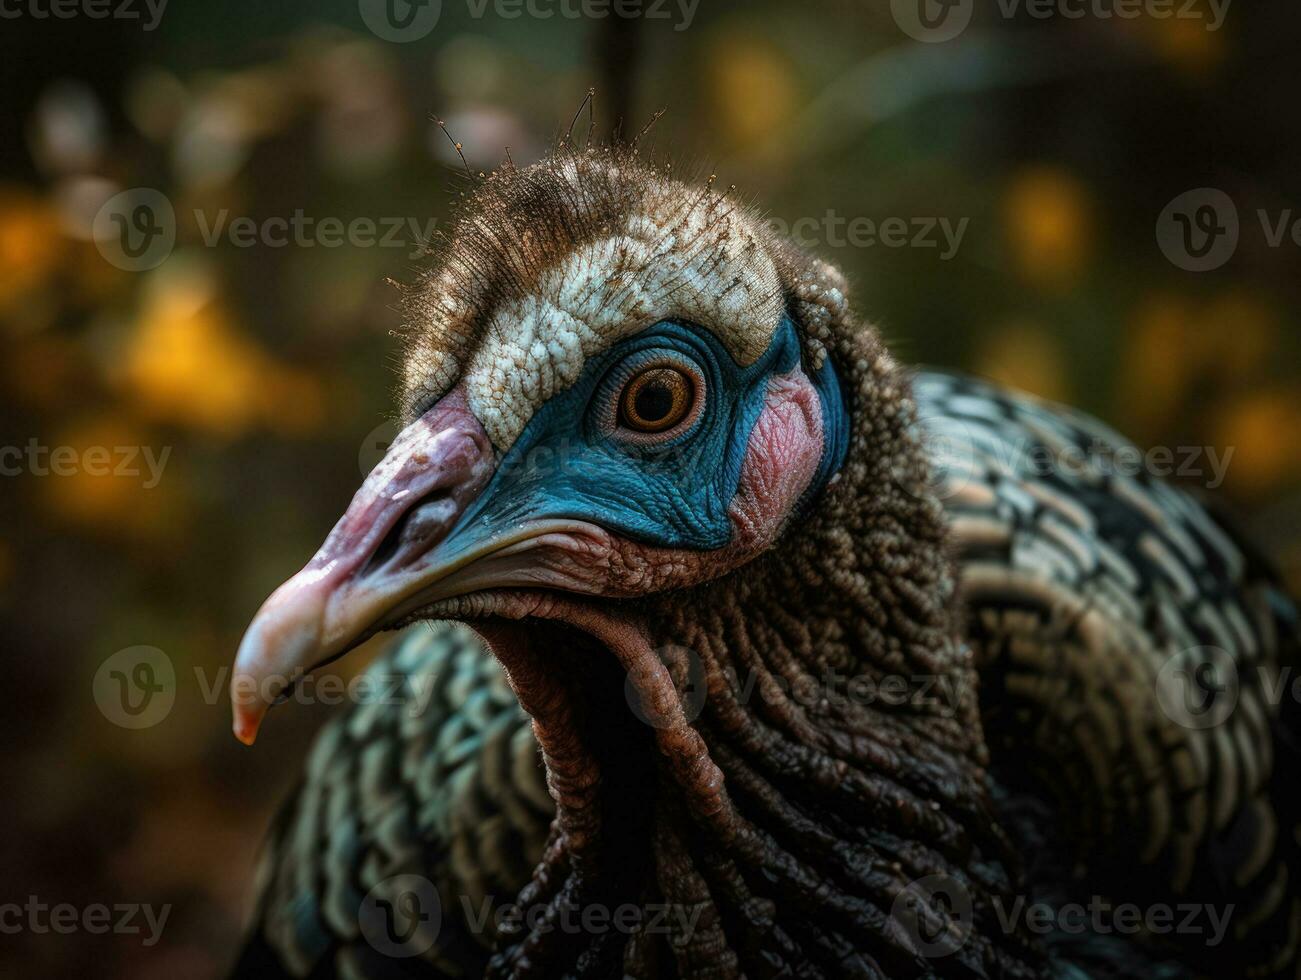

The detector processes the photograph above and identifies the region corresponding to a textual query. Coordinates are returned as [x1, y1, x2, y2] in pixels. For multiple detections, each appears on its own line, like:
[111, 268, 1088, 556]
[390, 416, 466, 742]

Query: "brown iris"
[619, 366, 694, 433]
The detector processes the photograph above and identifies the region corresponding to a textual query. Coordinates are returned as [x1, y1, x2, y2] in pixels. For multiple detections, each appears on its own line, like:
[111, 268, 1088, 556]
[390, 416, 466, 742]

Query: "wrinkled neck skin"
[453, 324, 1045, 979]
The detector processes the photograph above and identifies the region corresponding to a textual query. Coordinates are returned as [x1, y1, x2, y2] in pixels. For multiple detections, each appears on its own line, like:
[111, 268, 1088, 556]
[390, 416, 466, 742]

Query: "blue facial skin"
[449, 317, 848, 552]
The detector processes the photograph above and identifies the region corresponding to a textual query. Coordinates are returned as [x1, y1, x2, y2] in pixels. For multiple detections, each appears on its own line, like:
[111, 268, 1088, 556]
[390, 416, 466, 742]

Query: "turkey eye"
[619, 367, 693, 433]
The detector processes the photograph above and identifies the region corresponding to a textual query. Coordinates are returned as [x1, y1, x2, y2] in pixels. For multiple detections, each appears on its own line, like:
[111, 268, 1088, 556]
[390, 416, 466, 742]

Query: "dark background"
[1, 1, 1299, 976]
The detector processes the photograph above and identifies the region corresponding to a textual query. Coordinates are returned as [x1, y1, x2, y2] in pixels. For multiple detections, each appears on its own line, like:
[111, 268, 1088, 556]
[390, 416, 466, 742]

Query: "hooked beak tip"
[230, 669, 270, 745]
[232, 716, 260, 746]
[228, 590, 324, 745]
[228, 387, 496, 745]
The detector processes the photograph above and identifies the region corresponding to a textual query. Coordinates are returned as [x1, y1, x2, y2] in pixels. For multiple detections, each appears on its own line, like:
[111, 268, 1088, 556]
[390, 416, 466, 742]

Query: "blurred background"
[2, 0, 1299, 975]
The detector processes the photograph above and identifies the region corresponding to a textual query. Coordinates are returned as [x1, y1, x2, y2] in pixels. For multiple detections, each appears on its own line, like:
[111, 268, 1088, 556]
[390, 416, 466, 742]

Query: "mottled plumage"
[922, 372, 1301, 978]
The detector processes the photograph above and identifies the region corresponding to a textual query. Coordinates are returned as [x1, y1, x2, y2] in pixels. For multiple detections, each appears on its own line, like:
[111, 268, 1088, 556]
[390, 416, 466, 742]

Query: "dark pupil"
[634, 381, 674, 422]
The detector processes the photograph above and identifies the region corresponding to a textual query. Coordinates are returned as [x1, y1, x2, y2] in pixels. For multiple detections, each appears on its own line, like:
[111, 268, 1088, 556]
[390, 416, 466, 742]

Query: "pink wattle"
[726, 367, 827, 551]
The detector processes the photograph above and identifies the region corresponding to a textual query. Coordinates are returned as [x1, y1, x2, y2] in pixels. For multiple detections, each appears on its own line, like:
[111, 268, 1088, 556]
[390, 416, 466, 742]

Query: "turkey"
[229, 145, 1300, 979]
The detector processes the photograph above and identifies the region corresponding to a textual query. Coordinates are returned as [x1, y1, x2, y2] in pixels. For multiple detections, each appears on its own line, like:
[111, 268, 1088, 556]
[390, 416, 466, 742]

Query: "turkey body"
[237, 370, 1300, 980]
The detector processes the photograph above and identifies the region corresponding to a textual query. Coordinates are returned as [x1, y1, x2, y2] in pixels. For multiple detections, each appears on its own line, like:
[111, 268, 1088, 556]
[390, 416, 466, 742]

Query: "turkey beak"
[230, 388, 495, 745]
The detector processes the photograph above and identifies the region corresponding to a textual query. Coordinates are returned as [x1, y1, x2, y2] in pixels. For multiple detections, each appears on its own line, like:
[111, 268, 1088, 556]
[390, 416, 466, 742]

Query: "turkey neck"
[476, 334, 1046, 978]
[622, 441, 1030, 979]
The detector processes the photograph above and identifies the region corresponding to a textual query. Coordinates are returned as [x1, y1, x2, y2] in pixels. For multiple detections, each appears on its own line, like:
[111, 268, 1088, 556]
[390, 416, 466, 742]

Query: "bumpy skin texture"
[235, 147, 1300, 980]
